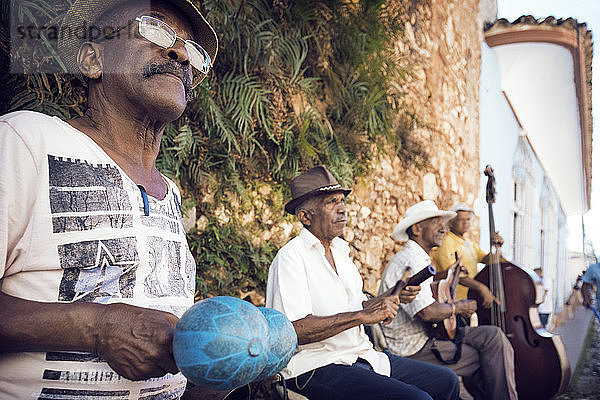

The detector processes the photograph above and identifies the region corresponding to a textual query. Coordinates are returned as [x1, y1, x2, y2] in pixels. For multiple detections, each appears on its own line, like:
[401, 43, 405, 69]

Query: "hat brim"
[285, 188, 351, 215]
[58, 0, 218, 79]
[391, 210, 456, 242]
[449, 203, 474, 213]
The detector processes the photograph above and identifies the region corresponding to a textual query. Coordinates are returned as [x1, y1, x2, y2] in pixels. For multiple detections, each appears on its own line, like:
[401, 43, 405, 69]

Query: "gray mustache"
[141, 61, 193, 101]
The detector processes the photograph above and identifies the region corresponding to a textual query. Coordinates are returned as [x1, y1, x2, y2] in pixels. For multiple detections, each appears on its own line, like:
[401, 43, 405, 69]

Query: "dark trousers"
[409, 326, 517, 400]
[285, 352, 459, 400]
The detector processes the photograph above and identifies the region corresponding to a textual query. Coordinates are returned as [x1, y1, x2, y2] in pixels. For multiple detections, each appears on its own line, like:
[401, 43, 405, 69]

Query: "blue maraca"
[254, 307, 297, 381]
[173, 296, 268, 391]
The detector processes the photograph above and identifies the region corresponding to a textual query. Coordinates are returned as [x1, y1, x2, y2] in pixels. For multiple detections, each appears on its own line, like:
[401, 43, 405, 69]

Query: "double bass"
[467, 165, 570, 399]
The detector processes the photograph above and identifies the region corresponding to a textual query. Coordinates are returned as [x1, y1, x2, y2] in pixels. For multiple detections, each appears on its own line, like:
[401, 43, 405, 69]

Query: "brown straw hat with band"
[58, 0, 218, 78]
[285, 166, 351, 215]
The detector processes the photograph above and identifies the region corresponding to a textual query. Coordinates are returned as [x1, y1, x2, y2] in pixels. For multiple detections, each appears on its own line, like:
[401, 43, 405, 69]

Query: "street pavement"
[551, 304, 595, 375]
[552, 304, 600, 399]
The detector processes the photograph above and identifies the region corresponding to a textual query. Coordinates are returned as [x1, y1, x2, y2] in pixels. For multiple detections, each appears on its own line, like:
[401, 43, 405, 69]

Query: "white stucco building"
[477, 16, 593, 323]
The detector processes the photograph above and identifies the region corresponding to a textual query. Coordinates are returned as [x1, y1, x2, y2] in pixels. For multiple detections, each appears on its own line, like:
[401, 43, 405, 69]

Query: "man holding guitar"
[379, 200, 517, 400]
[432, 203, 504, 307]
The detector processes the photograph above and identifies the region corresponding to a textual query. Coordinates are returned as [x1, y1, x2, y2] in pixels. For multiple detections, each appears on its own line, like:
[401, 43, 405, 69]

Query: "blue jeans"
[285, 351, 459, 400]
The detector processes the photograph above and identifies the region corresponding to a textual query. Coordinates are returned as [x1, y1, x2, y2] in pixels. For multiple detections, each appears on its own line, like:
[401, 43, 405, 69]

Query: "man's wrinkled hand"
[362, 295, 400, 325]
[93, 303, 180, 381]
[398, 285, 420, 304]
[478, 285, 498, 308]
[456, 264, 468, 279]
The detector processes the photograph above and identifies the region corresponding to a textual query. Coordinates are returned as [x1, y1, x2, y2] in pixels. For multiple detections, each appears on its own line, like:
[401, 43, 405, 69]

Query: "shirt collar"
[447, 231, 465, 243]
[405, 239, 432, 263]
[299, 227, 349, 253]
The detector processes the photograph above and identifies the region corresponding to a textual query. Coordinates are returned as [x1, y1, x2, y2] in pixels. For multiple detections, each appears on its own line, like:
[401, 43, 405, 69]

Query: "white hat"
[449, 202, 474, 213]
[392, 200, 456, 242]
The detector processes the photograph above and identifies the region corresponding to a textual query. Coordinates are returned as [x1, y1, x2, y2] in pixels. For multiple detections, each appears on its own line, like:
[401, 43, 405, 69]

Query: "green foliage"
[5, 73, 86, 118]
[1, 0, 84, 116]
[4, 0, 418, 299]
[187, 219, 279, 300]
[158, 0, 411, 201]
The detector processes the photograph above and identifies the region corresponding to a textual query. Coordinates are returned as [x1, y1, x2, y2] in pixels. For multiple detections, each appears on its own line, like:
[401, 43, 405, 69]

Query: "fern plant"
[4, 0, 418, 301]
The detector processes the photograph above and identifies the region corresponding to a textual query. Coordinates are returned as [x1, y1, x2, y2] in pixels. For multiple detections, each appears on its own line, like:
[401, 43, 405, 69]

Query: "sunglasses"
[97, 15, 212, 87]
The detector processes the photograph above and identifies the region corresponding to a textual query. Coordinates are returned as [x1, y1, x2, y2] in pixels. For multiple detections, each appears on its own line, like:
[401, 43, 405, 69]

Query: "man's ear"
[297, 210, 311, 227]
[77, 42, 103, 80]
[410, 222, 422, 239]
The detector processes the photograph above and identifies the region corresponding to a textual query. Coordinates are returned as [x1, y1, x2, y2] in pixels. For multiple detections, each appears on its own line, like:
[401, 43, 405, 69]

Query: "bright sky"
[497, 0, 600, 256]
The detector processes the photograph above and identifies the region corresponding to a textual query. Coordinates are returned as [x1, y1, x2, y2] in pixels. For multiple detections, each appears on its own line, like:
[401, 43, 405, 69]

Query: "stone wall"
[350, 0, 484, 294]
[187, 0, 488, 300]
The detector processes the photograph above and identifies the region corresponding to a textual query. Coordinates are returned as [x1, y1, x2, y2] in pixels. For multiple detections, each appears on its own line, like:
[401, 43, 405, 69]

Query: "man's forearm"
[0, 291, 102, 353]
[292, 312, 364, 345]
[480, 253, 506, 265]
[459, 276, 485, 290]
[415, 302, 453, 322]
[1, 291, 182, 381]
[416, 300, 476, 322]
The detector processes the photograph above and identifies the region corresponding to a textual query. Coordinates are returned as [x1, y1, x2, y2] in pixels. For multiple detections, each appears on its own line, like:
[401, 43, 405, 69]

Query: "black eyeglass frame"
[92, 15, 212, 76]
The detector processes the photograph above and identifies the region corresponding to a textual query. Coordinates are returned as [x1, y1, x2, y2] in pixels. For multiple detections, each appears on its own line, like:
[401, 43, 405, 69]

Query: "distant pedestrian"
[582, 263, 600, 315]
[534, 267, 552, 328]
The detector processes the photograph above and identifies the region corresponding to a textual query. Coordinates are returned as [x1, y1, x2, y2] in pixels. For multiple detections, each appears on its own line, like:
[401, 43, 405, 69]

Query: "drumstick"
[406, 265, 437, 287]
[384, 266, 436, 324]
[382, 268, 411, 325]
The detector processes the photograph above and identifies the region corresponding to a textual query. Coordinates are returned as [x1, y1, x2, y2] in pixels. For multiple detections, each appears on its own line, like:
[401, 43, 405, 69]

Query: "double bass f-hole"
[513, 315, 540, 347]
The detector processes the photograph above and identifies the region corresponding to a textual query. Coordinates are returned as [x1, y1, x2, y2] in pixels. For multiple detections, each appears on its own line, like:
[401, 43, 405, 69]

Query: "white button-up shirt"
[378, 240, 435, 357]
[266, 228, 390, 379]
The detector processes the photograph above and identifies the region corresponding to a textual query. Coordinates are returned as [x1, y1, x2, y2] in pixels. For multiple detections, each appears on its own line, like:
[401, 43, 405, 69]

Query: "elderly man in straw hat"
[431, 202, 504, 307]
[379, 200, 516, 400]
[266, 166, 460, 400]
[0, 0, 217, 398]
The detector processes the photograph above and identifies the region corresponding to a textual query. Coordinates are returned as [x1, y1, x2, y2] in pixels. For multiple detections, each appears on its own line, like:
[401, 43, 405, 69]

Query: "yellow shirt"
[431, 231, 488, 300]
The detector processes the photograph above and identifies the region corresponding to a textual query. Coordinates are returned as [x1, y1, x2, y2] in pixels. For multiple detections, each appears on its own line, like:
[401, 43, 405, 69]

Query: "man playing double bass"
[379, 200, 517, 400]
[432, 202, 504, 307]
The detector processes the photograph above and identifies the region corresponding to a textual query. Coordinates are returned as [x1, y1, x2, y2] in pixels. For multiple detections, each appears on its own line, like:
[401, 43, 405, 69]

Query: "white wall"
[479, 43, 573, 315]
[478, 43, 522, 254]
[492, 42, 586, 216]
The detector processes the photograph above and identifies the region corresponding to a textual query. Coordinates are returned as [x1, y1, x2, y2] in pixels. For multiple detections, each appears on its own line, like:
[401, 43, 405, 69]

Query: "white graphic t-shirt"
[0, 111, 196, 399]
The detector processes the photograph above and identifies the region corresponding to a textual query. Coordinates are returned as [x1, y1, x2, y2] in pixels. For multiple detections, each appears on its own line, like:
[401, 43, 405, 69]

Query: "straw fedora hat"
[285, 166, 351, 215]
[58, 0, 218, 76]
[391, 200, 456, 242]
